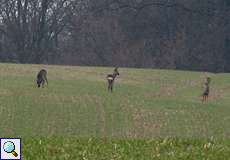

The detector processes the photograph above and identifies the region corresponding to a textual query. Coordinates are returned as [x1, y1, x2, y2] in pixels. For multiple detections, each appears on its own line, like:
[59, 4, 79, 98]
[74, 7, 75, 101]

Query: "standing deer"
[106, 67, 119, 92]
[36, 69, 48, 88]
[202, 77, 211, 102]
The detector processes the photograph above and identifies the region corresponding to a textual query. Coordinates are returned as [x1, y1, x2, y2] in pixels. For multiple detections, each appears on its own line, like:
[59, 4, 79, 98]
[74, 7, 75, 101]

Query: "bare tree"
[0, 0, 73, 63]
[0, 0, 230, 72]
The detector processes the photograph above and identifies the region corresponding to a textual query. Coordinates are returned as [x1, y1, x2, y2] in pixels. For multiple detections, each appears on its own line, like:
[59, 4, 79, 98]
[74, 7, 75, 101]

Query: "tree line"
[0, 0, 229, 72]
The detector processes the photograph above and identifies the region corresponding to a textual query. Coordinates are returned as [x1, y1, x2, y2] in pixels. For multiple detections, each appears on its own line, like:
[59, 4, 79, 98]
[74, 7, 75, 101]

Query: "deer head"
[113, 67, 119, 77]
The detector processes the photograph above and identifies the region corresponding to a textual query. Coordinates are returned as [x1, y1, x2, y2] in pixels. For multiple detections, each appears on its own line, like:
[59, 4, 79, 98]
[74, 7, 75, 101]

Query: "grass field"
[0, 63, 230, 159]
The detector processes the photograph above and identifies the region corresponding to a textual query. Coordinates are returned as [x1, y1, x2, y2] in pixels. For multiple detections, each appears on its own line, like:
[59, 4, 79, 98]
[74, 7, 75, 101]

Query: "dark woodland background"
[0, 0, 230, 72]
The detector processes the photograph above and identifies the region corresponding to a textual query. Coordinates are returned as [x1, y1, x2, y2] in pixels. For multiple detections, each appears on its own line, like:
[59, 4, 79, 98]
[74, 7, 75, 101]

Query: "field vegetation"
[0, 63, 230, 159]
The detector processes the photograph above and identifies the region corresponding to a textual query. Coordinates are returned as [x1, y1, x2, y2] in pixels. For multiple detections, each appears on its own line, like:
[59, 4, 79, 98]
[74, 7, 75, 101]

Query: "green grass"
[23, 137, 230, 160]
[0, 63, 230, 159]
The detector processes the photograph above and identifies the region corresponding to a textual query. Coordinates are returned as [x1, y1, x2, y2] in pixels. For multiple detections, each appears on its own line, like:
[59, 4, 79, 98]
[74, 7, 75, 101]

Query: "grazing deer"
[202, 77, 211, 102]
[106, 67, 119, 92]
[36, 69, 48, 88]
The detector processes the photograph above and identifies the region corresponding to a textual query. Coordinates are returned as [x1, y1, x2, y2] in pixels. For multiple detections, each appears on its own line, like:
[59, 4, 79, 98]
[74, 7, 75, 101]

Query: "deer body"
[37, 69, 48, 88]
[202, 77, 211, 102]
[107, 68, 119, 92]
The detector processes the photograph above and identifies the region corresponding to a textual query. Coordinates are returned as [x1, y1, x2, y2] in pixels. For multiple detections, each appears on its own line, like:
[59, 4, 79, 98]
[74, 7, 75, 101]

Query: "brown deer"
[202, 77, 211, 102]
[106, 67, 119, 92]
[36, 69, 48, 88]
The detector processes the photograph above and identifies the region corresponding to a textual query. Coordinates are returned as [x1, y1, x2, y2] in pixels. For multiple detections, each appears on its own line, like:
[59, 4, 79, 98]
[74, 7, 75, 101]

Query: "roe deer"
[36, 69, 48, 88]
[106, 67, 119, 92]
[202, 77, 211, 102]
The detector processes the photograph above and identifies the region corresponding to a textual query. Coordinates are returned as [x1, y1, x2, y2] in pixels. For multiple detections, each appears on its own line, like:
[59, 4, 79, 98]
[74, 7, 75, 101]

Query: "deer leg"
[42, 81, 45, 88]
[110, 84, 112, 92]
[42, 80, 45, 88]
[202, 95, 207, 103]
[111, 84, 113, 92]
[108, 83, 110, 91]
[108, 81, 112, 92]
[108, 80, 113, 92]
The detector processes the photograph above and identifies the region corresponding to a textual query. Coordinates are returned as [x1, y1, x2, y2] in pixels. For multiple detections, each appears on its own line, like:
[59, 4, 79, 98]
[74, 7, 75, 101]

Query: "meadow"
[0, 63, 230, 159]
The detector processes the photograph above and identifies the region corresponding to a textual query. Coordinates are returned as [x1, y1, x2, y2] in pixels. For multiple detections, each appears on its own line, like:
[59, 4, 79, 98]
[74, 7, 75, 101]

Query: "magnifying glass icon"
[3, 141, 18, 157]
